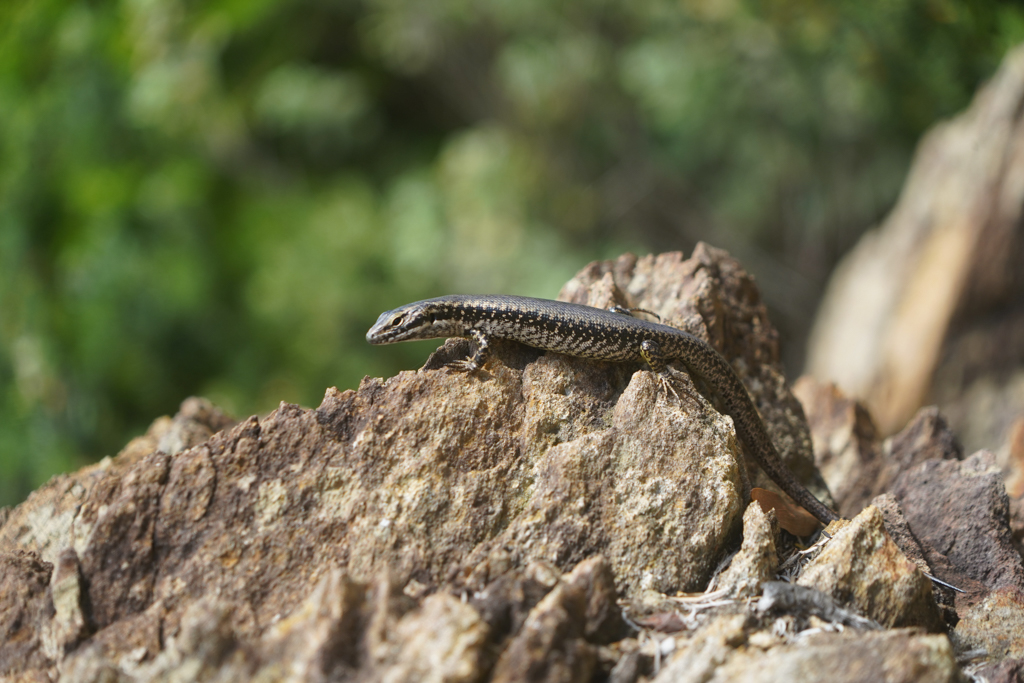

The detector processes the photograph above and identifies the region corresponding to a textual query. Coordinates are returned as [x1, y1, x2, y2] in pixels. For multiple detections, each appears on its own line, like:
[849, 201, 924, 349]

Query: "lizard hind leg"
[640, 339, 700, 407]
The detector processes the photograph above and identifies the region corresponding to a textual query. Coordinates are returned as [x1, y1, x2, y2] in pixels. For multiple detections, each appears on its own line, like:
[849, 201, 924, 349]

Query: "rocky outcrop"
[9, 242, 1024, 681]
[0, 245, 974, 682]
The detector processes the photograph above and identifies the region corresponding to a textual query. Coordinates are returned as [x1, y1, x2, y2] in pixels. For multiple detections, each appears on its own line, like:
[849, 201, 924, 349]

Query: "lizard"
[366, 294, 839, 525]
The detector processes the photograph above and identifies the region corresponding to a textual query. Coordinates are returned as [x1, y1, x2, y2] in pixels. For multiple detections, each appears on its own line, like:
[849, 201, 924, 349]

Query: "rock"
[0, 551, 54, 676]
[715, 503, 779, 598]
[1, 247, 846, 681]
[972, 656, 1024, 683]
[0, 224, 1009, 679]
[489, 573, 598, 683]
[658, 625, 964, 683]
[650, 614, 748, 682]
[116, 596, 249, 682]
[561, 556, 628, 645]
[155, 396, 236, 456]
[756, 582, 881, 631]
[796, 505, 943, 630]
[791, 382, 995, 623]
[793, 379, 964, 520]
[852, 405, 964, 513]
[954, 587, 1024, 662]
[60, 571, 492, 683]
[871, 493, 968, 627]
[792, 377, 881, 518]
[256, 569, 367, 681]
[64, 601, 163, 679]
[0, 396, 234, 569]
[654, 605, 961, 683]
[1011, 494, 1024, 562]
[870, 494, 932, 575]
[883, 406, 964, 470]
[372, 590, 491, 683]
[608, 646, 647, 683]
[487, 557, 627, 683]
[78, 450, 170, 630]
[498, 365, 744, 594]
[469, 560, 561, 647]
[41, 548, 88, 658]
[1005, 417, 1024, 498]
[891, 450, 1024, 595]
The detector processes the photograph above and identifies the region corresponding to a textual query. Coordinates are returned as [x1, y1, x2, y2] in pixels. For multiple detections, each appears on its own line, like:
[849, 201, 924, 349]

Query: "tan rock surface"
[795, 376, 963, 518]
[792, 377, 880, 518]
[0, 246, 841, 682]
[796, 506, 942, 630]
[715, 503, 779, 598]
[6, 230, 1023, 679]
[954, 587, 1024, 662]
[660, 626, 964, 683]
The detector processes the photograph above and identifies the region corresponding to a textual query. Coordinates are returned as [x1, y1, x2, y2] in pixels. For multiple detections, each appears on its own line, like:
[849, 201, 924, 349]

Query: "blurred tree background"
[1, 0, 1022, 506]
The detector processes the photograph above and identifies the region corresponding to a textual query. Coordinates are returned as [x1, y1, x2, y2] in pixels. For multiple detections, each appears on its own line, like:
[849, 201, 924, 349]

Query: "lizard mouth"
[366, 305, 432, 344]
[365, 310, 401, 344]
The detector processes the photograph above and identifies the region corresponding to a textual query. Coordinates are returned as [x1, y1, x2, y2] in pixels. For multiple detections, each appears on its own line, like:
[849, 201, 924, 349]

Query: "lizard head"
[366, 300, 464, 344]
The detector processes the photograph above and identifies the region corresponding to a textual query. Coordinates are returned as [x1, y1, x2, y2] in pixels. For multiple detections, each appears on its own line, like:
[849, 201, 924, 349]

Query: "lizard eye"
[390, 314, 406, 327]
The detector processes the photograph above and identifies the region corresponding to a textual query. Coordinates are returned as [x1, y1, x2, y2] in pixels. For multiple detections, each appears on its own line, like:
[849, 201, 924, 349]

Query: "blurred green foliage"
[1, 0, 1021, 506]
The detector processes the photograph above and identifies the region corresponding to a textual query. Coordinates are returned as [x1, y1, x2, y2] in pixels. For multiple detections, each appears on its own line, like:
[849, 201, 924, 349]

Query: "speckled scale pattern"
[428, 294, 698, 361]
[367, 294, 839, 524]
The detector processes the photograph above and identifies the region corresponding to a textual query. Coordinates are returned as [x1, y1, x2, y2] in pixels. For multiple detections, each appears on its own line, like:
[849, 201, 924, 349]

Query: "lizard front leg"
[448, 329, 491, 372]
